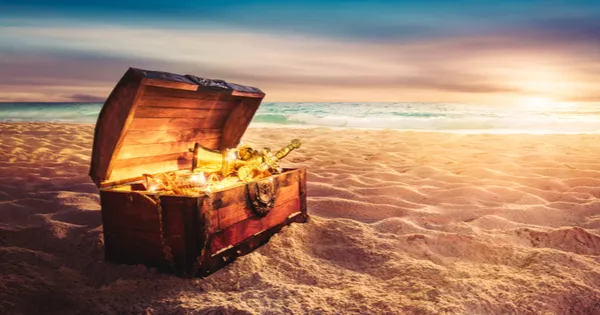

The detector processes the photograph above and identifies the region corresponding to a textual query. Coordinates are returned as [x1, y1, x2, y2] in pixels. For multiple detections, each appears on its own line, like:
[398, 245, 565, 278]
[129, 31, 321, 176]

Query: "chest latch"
[247, 178, 279, 216]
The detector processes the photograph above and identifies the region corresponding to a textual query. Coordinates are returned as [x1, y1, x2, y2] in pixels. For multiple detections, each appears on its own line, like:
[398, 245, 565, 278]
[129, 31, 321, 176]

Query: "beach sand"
[1, 122, 600, 314]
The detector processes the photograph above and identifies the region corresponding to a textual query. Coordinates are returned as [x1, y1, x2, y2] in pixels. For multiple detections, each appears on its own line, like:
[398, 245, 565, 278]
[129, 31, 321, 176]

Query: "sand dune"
[1, 122, 600, 314]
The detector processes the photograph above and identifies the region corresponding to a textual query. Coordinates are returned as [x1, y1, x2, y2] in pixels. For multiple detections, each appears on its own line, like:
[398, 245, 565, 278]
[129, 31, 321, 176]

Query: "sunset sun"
[518, 96, 556, 110]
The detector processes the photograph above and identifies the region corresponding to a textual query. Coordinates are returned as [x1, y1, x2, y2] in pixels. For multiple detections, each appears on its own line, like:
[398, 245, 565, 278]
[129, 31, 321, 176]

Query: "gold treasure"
[140, 139, 302, 196]
[192, 138, 302, 182]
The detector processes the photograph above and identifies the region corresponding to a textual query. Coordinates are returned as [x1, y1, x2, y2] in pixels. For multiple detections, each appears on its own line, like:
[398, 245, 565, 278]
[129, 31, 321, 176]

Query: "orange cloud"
[1, 23, 599, 104]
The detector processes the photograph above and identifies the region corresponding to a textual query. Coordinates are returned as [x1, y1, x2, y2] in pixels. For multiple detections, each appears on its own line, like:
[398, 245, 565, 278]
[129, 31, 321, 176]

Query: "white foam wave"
[251, 113, 600, 134]
[3, 102, 600, 134]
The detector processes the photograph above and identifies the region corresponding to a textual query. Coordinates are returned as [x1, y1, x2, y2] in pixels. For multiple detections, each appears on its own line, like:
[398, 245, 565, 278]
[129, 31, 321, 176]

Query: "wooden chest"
[89, 68, 308, 277]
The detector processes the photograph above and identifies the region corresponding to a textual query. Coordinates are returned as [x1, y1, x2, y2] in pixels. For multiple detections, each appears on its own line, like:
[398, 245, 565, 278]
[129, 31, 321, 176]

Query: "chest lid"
[89, 68, 265, 187]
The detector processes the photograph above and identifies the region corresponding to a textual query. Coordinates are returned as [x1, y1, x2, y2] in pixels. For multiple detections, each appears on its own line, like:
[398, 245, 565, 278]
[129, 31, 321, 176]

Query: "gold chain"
[190, 193, 212, 277]
[154, 193, 176, 271]
[136, 192, 175, 271]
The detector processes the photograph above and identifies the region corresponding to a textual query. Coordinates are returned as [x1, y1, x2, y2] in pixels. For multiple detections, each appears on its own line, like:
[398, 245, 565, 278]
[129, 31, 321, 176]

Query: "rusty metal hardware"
[247, 177, 279, 216]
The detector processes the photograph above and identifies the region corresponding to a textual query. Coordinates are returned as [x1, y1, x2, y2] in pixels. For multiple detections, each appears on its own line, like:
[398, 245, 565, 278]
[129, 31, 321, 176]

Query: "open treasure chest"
[89, 68, 308, 277]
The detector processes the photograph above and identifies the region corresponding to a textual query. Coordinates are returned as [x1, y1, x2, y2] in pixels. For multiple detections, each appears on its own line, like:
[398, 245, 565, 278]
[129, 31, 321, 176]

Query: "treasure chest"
[89, 68, 308, 277]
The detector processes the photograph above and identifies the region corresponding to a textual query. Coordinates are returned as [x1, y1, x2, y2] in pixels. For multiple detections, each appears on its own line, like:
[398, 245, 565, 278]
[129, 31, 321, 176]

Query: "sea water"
[2, 102, 600, 134]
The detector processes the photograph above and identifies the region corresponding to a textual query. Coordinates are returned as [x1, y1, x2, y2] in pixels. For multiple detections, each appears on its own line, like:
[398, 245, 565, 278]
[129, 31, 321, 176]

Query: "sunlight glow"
[518, 97, 559, 111]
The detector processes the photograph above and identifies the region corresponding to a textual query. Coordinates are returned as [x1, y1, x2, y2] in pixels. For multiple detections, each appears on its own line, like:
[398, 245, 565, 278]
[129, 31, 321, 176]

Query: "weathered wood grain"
[207, 170, 299, 209]
[95, 69, 311, 278]
[104, 228, 169, 268]
[120, 129, 222, 146]
[100, 190, 160, 232]
[138, 97, 238, 110]
[219, 97, 263, 150]
[100, 168, 307, 277]
[89, 69, 144, 186]
[112, 152, 192, 169]
[217, 180, 300, 231]
[143, 78, 198, 91]
[160, 195, 205, 275]
[197, 210, 306, 277]
[133, 107, 231, 119]
[143, 85, 239, 102]
[91, 68, 265, 186]
[159, 197, 197, 240]
[128, 116, 229, 131]
[117, 138, 220, 160]
[231, 90, 265, 98]
[199, 170, 300, 233]
[107, 152, 194, 183]
[299, 168, 308, 219]
[209, 197, 301, 253]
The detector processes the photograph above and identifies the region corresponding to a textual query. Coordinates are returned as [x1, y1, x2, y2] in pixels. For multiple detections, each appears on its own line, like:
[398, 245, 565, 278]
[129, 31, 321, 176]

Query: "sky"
[1, 0, 599, 105]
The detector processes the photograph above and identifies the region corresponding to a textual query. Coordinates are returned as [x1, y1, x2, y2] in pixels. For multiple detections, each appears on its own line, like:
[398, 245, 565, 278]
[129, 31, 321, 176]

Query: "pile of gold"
[141, 139, 301, 196]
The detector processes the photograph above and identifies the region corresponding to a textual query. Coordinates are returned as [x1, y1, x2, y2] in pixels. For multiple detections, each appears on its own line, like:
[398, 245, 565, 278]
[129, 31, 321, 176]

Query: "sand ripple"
[1, 123, 600, 314]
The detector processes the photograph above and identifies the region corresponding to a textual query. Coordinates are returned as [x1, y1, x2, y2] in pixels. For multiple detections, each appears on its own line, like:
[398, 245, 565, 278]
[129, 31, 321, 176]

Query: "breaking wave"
[2, 102, 600, 134]
[0, 103, 101, 123]
[250, 103, 600, 134]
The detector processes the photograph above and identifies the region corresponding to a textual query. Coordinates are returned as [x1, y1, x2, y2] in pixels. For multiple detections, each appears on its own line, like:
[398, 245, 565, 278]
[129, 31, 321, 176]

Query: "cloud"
[561, 94, 600, 102]
[1, 20, 600, 103]
[526, 16, 600, 45]
[0, 50, 130, 86]
[5, 1, 600, 43]
[218, 71, 519, 93]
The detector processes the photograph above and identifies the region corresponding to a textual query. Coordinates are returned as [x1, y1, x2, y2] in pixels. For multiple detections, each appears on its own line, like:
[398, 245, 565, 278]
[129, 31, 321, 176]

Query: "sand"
[1, 122, 600, 315]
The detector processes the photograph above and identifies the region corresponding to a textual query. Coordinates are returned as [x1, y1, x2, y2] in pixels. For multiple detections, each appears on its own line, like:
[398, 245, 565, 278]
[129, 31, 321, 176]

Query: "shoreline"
[2, 120, 600, 135]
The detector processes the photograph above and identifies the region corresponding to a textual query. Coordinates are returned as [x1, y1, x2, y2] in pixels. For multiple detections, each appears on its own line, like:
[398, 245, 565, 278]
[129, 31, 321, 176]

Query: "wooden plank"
[143, 85, 239, 102]
[219, 97, 263, 150]
[160, 196, 200, 239]
[210, 197, 301, 253]
[104, 227, 169, 268]
[104, 87, 148, 184]
[165, 234, 186, 274]
[109, 152, 194, 182]
[143, 78, 197, 91]
[100, 190, 160, 233]
[89, 69, 144, 186]
[299, 168, 308, 218]
[198, 210, 305, 277]
[100, 177, 144, 188]
[113, 152, 192, 168]
[134, 106, 231, 118]
[117, 138, 221, 160]
[120, 129, 222, 146]
[109, 161, 191, 183]
[128, 117, 228, 131]
[232, 90, 265, 98]
[138, 97, 238, 110]
[217, 180, 300, 230]
[160, 195, 204, 275]
[207, 170, 299, 209]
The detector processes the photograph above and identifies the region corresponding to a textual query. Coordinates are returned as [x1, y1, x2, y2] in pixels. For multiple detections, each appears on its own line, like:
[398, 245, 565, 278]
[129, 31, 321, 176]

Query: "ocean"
[2, 102, 600, 134]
